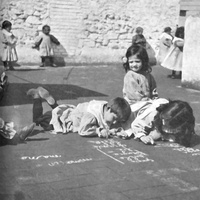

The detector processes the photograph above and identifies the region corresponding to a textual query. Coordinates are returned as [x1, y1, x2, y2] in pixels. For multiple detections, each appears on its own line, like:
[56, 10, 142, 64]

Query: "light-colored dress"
[49, 100, 110, 137]
[123, 70, 158, 105]
[156, 32, 173, 64]
[122, 98, 169, 139]
[35, 33, 59, 57]
[1, 29, 18, 62]
[161, 37, 184, 71]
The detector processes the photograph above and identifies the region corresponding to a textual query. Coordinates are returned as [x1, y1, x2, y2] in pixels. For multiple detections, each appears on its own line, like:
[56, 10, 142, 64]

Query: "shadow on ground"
[0, 83, 107, 106]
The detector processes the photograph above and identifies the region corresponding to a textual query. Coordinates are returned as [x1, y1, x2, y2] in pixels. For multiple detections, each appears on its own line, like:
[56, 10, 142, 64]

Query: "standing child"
[1, 20, 18, 70]
[156, 27, 173, 65]
[162, 26, 184, 79]
[27, 87, 131, 138]
[33, 25, 60, 67]
[132, 27, 147, 48]
[123, 45, 158, 105]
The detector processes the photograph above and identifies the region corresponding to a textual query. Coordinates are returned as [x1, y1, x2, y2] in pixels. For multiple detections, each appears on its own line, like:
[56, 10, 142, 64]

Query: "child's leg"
[3, 61, 8, 70]
[40, 57, 45, 67]
[171, 70, 176, 79]
[27, 87, 58, 130]
[8, 61, 15, 70]
[32, 98, 43, 124]
[49, 57, 57, 67]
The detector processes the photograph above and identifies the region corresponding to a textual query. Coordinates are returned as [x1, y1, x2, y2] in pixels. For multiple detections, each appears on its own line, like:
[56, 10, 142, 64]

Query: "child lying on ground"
[118, 98, 195, 147]
[0, 118, 35, 145]
[27, 87, 131, 138]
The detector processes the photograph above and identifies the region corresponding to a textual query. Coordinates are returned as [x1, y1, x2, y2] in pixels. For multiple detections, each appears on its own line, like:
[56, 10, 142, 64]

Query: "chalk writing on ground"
[48, 158, 92, 167]
[154, 143, 200, 156]
[88, 139, 154, 164]
[146, 169, 198, 192]
[21, 154, 62, 160]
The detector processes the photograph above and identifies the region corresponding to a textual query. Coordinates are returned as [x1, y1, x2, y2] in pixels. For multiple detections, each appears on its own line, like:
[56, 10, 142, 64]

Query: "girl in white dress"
[1, 20, 18, 70]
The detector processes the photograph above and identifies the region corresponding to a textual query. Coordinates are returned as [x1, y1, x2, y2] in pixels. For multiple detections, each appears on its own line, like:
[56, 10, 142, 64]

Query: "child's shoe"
[27, 88, 40, 99]
[37, 87, 56, 105]
[51, 63, 57, 67]
[40, 63, 45, 67]
[18, 123, 36, 141]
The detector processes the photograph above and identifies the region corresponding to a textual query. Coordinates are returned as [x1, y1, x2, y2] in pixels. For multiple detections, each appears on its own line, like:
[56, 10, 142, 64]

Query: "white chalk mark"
[95, 147, 124, 164]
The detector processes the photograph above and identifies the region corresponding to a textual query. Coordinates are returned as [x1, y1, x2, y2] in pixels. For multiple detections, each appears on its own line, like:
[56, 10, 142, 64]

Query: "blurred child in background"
[1, 20, 18, 71]
[33, 25, 60, 67]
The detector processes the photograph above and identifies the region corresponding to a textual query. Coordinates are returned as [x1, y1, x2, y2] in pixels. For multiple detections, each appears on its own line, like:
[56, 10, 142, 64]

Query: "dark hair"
[136, 27, 143, 33]
[42, 25, 51, 31]
[175, 26, 184, 39]
[123, 45, 150, 73]
[107, 97, 131, 122]
[154, 100, 195, 147]
[164, 27, 172, 33]
[2, 20, 12, 29]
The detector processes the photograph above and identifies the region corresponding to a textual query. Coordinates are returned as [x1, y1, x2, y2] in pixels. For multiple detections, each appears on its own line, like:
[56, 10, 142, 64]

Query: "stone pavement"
[0, 64, 200, 200]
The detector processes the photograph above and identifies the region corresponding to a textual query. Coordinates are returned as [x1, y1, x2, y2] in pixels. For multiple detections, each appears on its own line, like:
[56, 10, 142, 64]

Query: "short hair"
[136, 27, 143, 33]
[154, 100, 195, 147]
[164, 27, 172, 33]
[107, 97, 131, 122]
[42, 25, 50, 31]
[2, 20, 12, 29]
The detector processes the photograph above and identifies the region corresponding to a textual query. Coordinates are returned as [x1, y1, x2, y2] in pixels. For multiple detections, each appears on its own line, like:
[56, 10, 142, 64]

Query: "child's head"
[104, 97, 131, 126]
[2, 20, 12, 32]
[175, 26, 184, 39]
[136, 27, 143, 35]
[123, 45, 150, 73]
[42, 25, 51, 35]
[154, 100, 195, 147]
[164, 27, 172, 34]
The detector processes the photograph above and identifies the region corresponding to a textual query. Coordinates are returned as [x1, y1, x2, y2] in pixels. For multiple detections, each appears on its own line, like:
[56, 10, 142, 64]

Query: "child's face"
[104, 108, 118, 127]
[137, 31, 143, 35]
[43, 27, 50, 35]
[128, 55, 142, 72]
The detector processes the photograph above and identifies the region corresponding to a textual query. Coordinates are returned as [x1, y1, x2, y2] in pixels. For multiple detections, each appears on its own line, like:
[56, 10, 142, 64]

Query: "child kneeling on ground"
[27, 87, 131, 138]
[118, 98, 195, 147]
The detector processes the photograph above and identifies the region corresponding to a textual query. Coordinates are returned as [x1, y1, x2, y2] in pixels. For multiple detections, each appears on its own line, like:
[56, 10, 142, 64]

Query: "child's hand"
[140, 135, 154, 145]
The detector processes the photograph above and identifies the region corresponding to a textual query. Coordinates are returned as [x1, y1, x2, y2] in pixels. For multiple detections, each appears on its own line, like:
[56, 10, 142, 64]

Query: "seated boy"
[27, 87, 131, 138]
[0, 118, 35, 145]
[119, 98, 195, 147]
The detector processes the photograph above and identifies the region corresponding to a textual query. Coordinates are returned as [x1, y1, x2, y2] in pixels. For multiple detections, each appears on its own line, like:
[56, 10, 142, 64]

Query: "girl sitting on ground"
[122, 44, 158, 105]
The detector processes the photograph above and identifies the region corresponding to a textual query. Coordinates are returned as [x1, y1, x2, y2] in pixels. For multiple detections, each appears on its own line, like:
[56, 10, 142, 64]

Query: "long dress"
[34, 33, 60, 57]
[1, 29, 18, 62]
[156, 32, 173, 65]
[161, 37, 184, 71]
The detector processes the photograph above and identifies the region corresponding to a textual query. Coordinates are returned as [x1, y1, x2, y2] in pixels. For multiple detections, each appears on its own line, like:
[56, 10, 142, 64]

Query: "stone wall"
[182, 16, 200, 90]
[0, 0, 180, 64]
